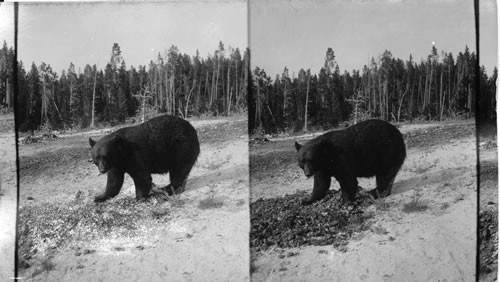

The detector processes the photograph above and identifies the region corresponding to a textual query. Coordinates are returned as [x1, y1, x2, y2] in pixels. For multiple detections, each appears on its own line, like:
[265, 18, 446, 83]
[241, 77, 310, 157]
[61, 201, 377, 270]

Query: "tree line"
[0, 42, 496, 134]
[0, 41, 15, 110]
[12, 41, 249, 132]
[249, 46, 497, 134]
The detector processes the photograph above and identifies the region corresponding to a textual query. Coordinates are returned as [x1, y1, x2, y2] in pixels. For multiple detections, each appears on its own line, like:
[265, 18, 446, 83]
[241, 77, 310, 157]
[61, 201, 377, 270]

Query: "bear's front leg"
[302, 171, 331, 206]
[95, 168, 125, 202]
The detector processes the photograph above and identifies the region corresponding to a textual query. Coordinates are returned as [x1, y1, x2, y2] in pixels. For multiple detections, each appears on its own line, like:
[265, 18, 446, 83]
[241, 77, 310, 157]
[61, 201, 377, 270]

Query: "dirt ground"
[18, 116, 250, 281]
[0, 113, 17, 281]
[478, 122, 498, 282]
[250, 120, 478, 281]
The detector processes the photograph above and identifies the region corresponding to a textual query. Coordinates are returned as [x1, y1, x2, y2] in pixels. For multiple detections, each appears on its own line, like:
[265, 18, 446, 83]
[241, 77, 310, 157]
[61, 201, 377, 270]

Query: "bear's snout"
[98, 162, 108, 174]
[303, 167, 313, 178]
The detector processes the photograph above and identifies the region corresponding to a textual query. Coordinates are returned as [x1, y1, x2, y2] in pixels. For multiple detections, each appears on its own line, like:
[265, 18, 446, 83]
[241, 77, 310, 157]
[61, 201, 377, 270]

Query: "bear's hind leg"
[376, 165, 400, 198]
[336, 175, 358, 203]
[302, 171, 331, 205]
[166, 139, 200, 195]
[95, 168, 125, 202]
[166, 148, 197, 195]
[166, 170, 189, 196]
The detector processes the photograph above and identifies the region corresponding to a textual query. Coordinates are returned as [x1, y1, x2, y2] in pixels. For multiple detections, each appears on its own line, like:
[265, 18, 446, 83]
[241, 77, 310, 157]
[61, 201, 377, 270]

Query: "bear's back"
[114, 115, 199, 169]
[116, 115, 198, 146]
[318, 119, 406, 177]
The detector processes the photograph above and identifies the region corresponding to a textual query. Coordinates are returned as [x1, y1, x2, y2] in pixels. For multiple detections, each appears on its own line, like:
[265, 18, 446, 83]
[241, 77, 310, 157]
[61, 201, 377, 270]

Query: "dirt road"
[18, 117, 250, 281]
[250, 120, 478, 281]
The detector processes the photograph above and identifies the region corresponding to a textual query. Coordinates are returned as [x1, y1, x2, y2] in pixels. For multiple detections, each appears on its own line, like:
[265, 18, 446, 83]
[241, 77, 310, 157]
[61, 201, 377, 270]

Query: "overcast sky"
[0, 1, 497, 76]
[251, 0, 496, 77]
[0, 3, 15, 47]
[14, 1, 247, 74]
[480, 0, 498, 74]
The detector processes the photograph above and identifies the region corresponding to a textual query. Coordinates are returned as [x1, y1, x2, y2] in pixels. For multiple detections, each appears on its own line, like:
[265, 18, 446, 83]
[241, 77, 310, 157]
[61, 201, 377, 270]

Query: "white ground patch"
[0, 114, 17, 281]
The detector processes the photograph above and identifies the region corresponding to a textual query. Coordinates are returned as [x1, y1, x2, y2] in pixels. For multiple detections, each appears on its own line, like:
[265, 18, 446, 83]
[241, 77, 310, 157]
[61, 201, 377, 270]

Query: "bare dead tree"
[396, 88, 408, 123]
[184, 79, 197, 118]
[90, 69, 98, 128]
[303, 71, 310, 132]
[226, 59, 231, 116]
[133, 85, 153, 123]
[346, 89, 367, 124]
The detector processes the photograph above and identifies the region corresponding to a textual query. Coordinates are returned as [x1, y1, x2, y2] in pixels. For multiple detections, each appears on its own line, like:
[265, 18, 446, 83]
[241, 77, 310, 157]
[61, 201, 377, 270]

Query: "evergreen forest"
[0, 42, 497, 134]
[248, 46, 497, 134]
[1, 41, 249, 132]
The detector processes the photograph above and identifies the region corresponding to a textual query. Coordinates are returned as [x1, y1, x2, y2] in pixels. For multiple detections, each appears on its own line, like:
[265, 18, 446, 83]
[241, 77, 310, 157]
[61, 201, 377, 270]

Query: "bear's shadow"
[152, 164, 247, 194]
[390, 166, 470, 195]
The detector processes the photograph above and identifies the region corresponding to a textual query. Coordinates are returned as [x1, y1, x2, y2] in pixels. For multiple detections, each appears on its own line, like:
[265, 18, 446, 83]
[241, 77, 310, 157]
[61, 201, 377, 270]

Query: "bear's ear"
[295, 141, 302, 151]
[89, 138, 96, 148]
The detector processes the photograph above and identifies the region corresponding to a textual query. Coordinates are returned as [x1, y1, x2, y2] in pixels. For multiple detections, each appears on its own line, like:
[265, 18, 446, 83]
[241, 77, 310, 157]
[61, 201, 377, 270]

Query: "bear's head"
[295, 139, 335, 178]
[89, 135, 124, 174]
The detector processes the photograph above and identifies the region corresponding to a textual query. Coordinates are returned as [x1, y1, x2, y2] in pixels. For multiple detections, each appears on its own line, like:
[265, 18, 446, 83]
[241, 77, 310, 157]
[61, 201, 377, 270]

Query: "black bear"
[89, 115, 200, 202]
[295, 119, 406, 205]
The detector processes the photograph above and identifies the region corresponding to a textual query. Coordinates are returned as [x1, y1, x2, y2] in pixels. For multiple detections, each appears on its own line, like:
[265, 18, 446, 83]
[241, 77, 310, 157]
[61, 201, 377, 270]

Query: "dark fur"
[295, 119, 406, 205]
[89, 115, 200, 202]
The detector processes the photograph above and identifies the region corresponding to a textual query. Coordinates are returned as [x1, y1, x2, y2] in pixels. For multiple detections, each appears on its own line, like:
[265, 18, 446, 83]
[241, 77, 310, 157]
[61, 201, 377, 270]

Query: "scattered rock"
[338, 246, 348, 252]
[151, 207, 169, 217]
[250, 136, 270, 145]
[82, 249, 95, 255]
[19, 260, 30, 269]
[74, 190, 83, 201]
